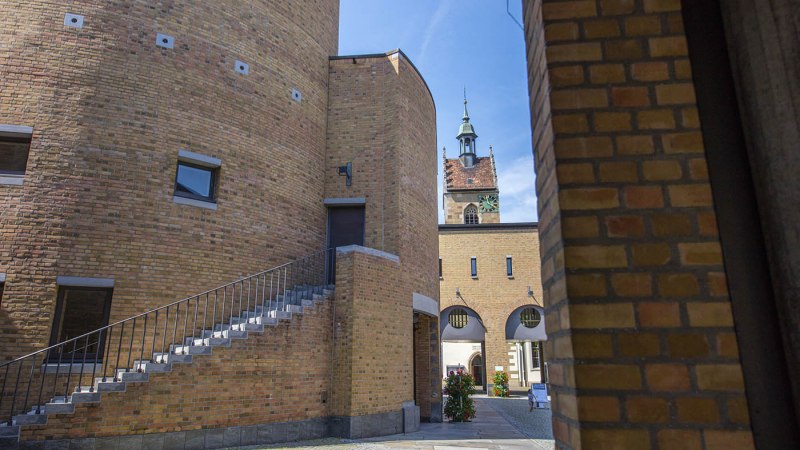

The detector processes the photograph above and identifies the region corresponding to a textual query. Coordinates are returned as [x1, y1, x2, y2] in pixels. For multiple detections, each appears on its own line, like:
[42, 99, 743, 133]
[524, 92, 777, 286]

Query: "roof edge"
[439, 222, 539, 231]
[330, 49, 435, 113]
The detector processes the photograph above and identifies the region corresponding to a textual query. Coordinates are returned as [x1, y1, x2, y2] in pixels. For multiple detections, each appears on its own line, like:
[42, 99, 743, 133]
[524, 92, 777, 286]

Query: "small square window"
[0, 135, 31, 176]
[175, 161, 217, 202]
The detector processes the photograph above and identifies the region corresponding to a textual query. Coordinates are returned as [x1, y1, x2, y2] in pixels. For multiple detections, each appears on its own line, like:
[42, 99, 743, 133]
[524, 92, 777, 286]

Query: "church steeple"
[456, 93, 478, 167]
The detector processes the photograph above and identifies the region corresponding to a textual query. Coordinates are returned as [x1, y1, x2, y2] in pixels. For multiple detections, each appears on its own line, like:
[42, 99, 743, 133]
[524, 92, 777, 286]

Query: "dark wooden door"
[326, 206, 365, 284]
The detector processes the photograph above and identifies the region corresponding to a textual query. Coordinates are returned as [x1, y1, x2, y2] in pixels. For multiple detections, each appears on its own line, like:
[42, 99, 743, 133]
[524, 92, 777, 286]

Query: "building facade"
[439, 103, 546, 393]
[523, 0, 800, 449]
[0, 1, 441, 447]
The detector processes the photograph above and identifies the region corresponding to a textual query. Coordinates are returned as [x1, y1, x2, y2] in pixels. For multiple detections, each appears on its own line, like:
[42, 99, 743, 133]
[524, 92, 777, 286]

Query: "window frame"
[448, 308, 469, 329]
[470, 257, 478, 278]
[464, 204, 479, 225]
[173, 160, 218, 203]
[520, 307, 542, 329]
[47, 286, 114, 362]
[506, 256, 513, 278]
[0, 125, 33, 185]
[439, 257, 443, 279]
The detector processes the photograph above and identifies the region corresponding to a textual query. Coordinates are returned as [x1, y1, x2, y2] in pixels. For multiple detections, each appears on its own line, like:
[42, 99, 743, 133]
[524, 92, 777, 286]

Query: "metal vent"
[234, 60, 249, 75]
[156, 33, 174, 49]
[291, 88, 302, 103]
[64, 13, 84, 29]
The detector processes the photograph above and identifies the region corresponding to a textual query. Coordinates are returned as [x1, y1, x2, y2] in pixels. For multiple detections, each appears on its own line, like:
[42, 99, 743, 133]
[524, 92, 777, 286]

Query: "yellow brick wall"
[439, 226, 543, 386]
[523, 0, 753, 448]
[332, 249, 413, 417]
[0, 0, 339, 360]
[20, 300, 335, 442]
[325, 52, 438, 301]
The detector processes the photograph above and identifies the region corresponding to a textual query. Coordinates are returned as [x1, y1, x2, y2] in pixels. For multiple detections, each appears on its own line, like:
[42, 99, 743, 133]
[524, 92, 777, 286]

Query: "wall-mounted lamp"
[527, 286, 534, 297]
[338, 162, 352, 187]
[455, 287, 461, 297]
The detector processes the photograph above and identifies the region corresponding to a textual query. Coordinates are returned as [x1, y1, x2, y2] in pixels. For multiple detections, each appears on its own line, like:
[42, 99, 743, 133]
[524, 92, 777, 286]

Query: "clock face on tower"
[478, 194, 499, 213]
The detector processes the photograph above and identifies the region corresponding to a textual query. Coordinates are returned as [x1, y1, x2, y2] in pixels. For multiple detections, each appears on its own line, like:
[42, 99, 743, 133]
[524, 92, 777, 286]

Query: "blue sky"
[338, 0, 538, 223]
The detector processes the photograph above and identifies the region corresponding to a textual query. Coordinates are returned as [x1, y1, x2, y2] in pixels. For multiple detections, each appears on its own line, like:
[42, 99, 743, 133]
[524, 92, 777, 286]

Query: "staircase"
[0, 249, 334, 447]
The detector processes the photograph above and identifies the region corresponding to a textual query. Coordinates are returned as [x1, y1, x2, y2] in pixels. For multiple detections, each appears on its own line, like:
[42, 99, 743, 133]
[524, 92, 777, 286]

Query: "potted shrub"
[443, 370, 476, 422]
[493, 371, 509, 397]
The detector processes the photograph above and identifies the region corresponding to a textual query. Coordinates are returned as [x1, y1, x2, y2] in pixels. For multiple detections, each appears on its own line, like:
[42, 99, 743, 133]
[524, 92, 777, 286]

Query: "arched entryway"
[505, 305, 546, 387]
[440, 306, 487, 391]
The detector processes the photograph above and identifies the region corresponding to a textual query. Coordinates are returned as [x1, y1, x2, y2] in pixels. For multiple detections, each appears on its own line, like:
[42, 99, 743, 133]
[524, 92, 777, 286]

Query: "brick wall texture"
[0, 0, 441, 443]
[0, 0, 339, 361]
[439, 226, 544, 387]
[523, 1, 754, 449]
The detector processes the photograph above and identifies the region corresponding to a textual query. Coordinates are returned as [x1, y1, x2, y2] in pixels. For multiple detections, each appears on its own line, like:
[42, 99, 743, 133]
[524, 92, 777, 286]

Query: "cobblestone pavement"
[241, 397, 555, 449]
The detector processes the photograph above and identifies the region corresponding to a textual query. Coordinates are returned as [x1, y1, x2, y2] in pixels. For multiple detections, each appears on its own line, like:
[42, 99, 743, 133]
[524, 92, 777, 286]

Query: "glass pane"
[176, 163, 213, 198]
[0, 138, 31, 174]
[471, 258, 477, 276]
[507, 258, 513, 276]
[449, 309, 469, 329]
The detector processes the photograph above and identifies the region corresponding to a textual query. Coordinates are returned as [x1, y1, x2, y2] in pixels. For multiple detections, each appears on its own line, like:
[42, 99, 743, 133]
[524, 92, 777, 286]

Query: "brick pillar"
[330, 247, 414, 438]
[523, 1, 754, 448]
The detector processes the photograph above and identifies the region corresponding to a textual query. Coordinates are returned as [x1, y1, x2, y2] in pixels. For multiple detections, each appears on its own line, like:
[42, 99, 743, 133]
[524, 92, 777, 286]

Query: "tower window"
[471, 257, 478, 278]
[506, 256, 513, 277]
[464, 205, 479, 224]
[439, 257, 443, 278]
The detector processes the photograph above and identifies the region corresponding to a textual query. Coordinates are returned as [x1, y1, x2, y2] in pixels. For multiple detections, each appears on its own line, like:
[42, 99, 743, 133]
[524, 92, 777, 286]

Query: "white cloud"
[418, 1, 452, 64]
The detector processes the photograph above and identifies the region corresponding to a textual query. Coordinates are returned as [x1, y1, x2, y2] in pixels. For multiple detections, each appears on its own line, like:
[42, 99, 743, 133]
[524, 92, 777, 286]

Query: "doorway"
[326, 206, 365, 283]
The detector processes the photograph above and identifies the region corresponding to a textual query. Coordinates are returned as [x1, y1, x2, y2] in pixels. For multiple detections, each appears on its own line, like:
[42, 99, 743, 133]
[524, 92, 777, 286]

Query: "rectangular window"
[0, 281, 4, 305]
[470, 257, 477, 278]
[439, 257, 443, 278]
[175, 161, 217, 202]
[48, 286, 113, 362]
[0, 126, 33, 183]
[531, 342, 540, 368]
[506, 256, 513, 277]
[173, 149, 221, 208]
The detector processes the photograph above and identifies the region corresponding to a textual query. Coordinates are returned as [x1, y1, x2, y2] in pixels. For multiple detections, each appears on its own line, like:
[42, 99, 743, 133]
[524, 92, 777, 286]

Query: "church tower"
[443, 97, 500, 224]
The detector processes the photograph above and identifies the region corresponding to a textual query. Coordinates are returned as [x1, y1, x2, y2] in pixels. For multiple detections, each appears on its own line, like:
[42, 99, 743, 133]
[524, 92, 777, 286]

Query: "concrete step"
[94, 379, 126, 392]
[170, 344, 212, 356]
[183, 337, 230, 347]
[12, 412, 46, 426]
[0, 425, 20, 438]
[266, 310, 292, 320]
[201, 329, 247, 339]
[70, 391, 101, 404]
[153, 352, 192, 364]
[133, 361, 172, 373]
[115, 370, 149, 383]
[43, 401, 75, 415]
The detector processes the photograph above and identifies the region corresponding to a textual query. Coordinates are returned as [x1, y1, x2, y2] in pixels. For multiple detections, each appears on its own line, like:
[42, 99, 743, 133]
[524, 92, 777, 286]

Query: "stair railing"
[0, 248, 333, 425]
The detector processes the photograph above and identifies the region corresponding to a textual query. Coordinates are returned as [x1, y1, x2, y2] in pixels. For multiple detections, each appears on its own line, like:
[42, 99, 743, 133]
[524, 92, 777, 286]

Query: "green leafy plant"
[492, 371, 509, 397]
[443, 370, 476, 422]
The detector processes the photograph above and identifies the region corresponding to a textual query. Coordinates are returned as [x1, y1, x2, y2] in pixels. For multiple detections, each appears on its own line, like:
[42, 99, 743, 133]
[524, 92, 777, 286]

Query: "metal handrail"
[0, 248, 333, 425]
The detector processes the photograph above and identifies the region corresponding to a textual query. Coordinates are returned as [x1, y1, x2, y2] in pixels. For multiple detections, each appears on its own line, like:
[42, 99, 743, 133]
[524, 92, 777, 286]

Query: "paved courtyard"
[241, 396, 554, 449]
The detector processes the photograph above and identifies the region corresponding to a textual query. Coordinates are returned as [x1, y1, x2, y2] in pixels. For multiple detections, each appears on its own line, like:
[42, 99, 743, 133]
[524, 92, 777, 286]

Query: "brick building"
[0, 1, 441, 448]
[523, 0, 800, 449]
[439, 102, 546, 393]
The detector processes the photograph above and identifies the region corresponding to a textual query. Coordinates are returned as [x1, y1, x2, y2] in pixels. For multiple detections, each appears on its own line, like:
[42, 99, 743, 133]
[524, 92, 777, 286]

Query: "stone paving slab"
[238, 397, 554, 450]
